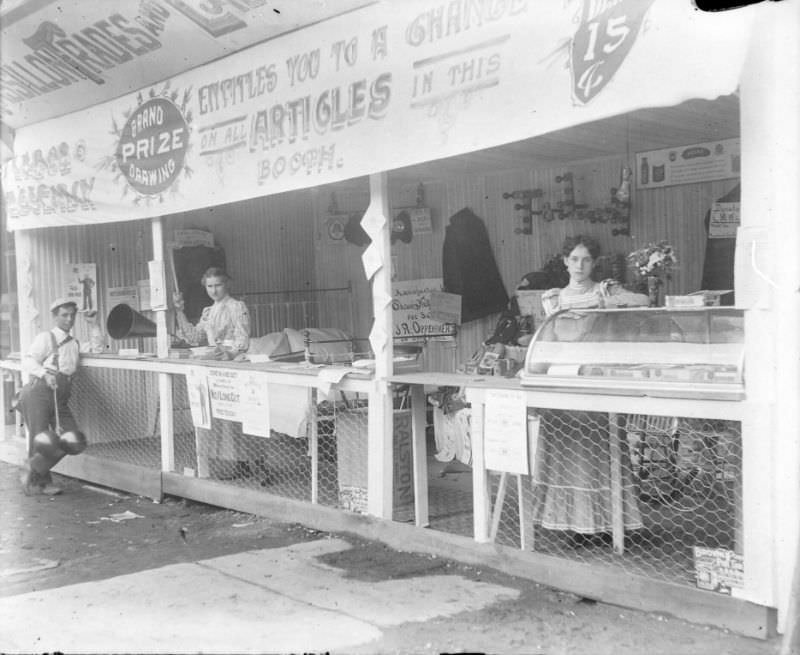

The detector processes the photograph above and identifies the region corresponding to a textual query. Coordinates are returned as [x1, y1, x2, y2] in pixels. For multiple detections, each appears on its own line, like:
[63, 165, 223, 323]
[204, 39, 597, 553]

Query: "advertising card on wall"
[636, 138, 740, 189]
[708, 202, 741, 239]
[65, 263, 97, 313]
[106, 286, 139, 312]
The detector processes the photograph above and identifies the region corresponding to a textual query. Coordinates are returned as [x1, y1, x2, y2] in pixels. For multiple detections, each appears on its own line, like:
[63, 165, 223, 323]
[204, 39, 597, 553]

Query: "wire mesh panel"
[69, 367, 161, 468]
[170, 375, 379, 512]
[484, 409, 743, 587]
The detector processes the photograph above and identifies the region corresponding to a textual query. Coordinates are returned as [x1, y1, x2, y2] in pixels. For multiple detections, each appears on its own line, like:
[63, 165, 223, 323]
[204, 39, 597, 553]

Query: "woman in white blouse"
[533, 236, 647, 542]
[173, 267, 251, 479]
[174, 267, 250, 359]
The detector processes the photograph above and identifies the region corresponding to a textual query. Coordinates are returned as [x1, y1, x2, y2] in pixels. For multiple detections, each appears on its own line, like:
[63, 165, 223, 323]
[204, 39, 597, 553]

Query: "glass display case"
[521, 307, 744, 399]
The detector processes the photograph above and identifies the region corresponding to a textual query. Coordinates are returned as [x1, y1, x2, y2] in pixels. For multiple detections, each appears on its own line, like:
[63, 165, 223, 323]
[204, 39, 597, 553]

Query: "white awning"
[1, 0, 757, 231]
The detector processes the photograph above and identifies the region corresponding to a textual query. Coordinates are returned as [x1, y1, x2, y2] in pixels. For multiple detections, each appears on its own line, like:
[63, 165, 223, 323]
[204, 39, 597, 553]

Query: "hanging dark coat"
[442, 207, 509, 323]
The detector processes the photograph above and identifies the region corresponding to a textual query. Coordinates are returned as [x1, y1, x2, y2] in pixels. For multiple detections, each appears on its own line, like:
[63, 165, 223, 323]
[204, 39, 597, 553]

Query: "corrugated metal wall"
[18, 149, 739, 371]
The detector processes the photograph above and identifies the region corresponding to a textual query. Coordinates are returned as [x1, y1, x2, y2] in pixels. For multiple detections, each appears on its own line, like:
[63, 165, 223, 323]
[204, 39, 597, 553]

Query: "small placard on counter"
[665, 295, 705, 308]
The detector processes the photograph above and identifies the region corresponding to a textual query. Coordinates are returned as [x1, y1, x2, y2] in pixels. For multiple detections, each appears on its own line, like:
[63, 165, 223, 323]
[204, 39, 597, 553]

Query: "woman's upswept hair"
[201, 267, 231, 284]
[561, 235, 601, 260]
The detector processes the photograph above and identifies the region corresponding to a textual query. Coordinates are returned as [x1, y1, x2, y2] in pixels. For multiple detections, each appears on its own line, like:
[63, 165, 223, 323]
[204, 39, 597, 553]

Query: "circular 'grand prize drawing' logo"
[115, 97, 188, 195]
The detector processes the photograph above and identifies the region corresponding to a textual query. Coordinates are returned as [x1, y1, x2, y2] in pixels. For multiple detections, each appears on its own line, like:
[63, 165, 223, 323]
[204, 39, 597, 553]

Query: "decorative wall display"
[3, 2, 752, 230]
[636, 138, 740, 189]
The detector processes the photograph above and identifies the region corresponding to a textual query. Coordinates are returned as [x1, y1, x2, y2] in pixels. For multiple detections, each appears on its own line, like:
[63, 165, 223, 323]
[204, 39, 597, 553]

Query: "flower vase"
[647, 276, 663, 307]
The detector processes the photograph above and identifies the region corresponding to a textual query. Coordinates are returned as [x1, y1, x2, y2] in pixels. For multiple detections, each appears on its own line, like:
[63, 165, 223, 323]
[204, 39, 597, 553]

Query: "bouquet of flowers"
[627, 240, 677, 282]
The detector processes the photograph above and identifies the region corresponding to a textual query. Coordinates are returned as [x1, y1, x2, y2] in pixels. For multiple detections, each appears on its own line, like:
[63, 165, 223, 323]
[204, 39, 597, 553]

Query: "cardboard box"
[689, 290, 734, 306]
[336, 408, 413, 520]
[515, 290, 547, 328]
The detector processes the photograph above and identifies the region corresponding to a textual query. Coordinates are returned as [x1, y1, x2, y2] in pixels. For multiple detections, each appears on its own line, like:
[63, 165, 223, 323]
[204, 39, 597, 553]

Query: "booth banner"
[0, 0, 371, 131]
[2, 0, 754, 230]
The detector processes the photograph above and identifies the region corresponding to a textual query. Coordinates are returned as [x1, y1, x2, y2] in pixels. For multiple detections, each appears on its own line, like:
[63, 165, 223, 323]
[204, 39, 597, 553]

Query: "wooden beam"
[53, 454, 162, 500]
[163, 471, 777, 640]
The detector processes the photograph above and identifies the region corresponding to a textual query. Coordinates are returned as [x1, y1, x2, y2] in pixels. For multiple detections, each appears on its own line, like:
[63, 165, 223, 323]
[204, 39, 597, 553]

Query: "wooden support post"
[490, 471, 508, 543]
[366, 172, 394, 519]
[152, 216, 174, 476]
[310, 388, 319, 504]
[466, 388, 490, 543]
[410, 383, 429, 526]
[608, 412, 624, 555]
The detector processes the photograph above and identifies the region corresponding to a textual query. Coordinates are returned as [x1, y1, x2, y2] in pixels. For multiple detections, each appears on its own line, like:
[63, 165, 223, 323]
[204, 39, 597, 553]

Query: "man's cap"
[50, 297, 78, 312]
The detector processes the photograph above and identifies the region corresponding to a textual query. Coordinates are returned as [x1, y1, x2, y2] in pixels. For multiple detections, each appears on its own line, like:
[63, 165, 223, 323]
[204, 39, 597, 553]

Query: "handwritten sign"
[392, 278, 456, 341]
[483, 389, 529, 474]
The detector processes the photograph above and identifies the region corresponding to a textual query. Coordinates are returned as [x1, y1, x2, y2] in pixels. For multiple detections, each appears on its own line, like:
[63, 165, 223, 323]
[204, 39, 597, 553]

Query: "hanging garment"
[442, 208, 509, 323]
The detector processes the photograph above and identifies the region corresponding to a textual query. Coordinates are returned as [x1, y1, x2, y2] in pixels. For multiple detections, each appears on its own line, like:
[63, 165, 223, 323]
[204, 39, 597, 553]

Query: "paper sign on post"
[483, 389, 529, 474]
[148, 260, 167, 310]
[186, 367, 211, 429]
[240, 371, 271, 438]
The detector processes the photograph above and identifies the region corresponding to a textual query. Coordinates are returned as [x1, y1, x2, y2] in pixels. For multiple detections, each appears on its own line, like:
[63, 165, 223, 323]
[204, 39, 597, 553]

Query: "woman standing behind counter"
[173, 267, 252, 479]
[173, 267, 250, 359]
[533, 236, 648, 542]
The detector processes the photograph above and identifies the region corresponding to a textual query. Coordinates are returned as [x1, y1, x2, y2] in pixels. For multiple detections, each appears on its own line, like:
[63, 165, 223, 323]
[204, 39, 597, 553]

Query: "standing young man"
[18, 297, 103, 495]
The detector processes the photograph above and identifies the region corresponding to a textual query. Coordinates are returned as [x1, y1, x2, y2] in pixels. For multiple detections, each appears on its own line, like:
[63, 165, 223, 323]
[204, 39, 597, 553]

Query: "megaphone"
[106, 304, 157, 339]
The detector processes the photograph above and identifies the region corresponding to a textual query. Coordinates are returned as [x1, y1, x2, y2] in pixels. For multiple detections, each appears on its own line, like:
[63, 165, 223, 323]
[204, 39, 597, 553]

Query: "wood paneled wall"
[20, 150, 739, 371]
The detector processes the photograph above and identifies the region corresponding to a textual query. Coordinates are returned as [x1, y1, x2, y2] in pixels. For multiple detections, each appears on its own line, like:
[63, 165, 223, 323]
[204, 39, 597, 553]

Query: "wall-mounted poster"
[65, 263, 97, 313]
[636, 138, 740, 189]
[106, 286, 139, 312]
[708, 202, 741, 239]
[392, 278, 457, 342]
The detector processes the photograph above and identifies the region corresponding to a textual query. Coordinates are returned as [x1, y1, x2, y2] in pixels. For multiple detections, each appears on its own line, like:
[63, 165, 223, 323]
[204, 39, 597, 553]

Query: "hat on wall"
[49, 297, 78, 313]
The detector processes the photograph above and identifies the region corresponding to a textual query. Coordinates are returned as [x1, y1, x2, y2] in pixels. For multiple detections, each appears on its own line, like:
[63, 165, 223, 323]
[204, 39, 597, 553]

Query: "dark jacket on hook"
[442, 207, 509, 323]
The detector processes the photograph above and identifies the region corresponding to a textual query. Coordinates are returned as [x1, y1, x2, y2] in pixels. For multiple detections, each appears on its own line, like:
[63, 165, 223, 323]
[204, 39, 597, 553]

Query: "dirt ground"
[0, 460, 783, 655]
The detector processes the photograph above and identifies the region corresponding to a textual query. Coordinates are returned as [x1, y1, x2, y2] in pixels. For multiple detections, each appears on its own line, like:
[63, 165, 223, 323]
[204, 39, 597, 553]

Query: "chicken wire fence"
[65, 367, 742, 588]
[167, 375, 406, 515]
[69, 367, 162, 466]
[424, 404, 743, 587]
[65, 367, 414, 518]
